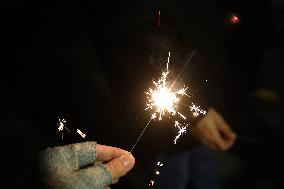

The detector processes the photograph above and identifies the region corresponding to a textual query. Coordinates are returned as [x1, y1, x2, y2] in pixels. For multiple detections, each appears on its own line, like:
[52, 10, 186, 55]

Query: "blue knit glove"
[38, 142, 135, 189]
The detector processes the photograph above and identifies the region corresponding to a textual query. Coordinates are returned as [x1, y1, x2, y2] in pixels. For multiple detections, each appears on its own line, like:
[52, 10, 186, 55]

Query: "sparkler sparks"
[57, 118, 70, 140]
[157, 161, 163, 166]
[131, 51, 206, 152]
[174, 121, 188, 144]
[146, 52, 188, 121]
[190, 103, 206, 117]
[149, 161, 164, 188]
[56, 117, 87, 139]
[77, 129, 86, 138]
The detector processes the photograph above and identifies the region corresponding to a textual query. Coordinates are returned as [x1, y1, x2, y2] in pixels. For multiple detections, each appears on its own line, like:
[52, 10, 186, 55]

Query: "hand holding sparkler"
[38, 142, 135, 189]
[190, 108, 236, 151]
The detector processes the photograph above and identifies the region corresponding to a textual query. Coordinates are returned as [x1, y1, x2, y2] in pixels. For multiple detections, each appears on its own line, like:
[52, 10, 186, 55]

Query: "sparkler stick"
[130, 118, 152, 152]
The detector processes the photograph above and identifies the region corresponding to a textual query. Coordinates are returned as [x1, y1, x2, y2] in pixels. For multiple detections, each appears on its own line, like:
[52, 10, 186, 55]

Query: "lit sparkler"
[145, 52, 188, 121]
[131, 52, 188, 152]
[56, 117, 70, 140]
[130, 51, 206, 152]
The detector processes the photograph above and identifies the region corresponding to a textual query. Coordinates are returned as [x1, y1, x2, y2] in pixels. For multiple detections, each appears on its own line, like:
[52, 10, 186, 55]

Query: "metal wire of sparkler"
[130, 118, 153, 152]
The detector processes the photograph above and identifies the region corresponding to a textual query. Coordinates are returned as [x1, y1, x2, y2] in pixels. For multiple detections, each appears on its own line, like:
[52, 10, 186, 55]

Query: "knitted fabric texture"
[38, 141, 112, 189]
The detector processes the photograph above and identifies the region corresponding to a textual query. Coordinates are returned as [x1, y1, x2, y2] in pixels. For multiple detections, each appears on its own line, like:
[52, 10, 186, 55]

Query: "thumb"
[106, 153, 135, 182]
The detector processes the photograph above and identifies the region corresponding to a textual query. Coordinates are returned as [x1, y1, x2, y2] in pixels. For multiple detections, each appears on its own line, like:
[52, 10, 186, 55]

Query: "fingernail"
[120, 153, 134, 167]
[120, 155, 130, 167]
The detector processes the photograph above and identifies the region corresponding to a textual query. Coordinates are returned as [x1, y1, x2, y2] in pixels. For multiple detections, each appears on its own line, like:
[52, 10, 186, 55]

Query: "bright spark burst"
[190, 103, 206, 117]
[174, 121, 188, 144]
[131, 51, 206, 152]
[146, 52, 187, 121]
[57, 118, 70, 139]
[77, 129, 86, 138]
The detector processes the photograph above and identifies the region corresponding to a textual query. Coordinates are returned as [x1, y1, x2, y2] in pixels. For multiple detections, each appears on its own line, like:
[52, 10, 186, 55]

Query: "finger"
[96, 144, 128, 162]
[211, 128, 229, 151]
[217, 120, 237, 143]
[219, 123, 236, 138]
[191, 118, 218, 150]
[213, 111, 235, 138]
[213, 112, 236, 142]
[215, 132, 236, 151]
[106, 153, 135, 182]
[222, 132, 236, 150]
[71, 162, 112, 189]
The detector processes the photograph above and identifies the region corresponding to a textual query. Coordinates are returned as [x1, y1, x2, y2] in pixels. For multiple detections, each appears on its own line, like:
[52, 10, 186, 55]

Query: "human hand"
[191, 108, 237, 151]
[38, 142, 135, 189]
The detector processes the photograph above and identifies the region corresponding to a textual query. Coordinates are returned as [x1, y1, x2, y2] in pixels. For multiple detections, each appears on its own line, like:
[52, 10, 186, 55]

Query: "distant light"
[230, 14, 240, 24]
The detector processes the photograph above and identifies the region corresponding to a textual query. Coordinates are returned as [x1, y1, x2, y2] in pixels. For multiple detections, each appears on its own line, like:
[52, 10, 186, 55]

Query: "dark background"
[1, 0, 284, 188]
